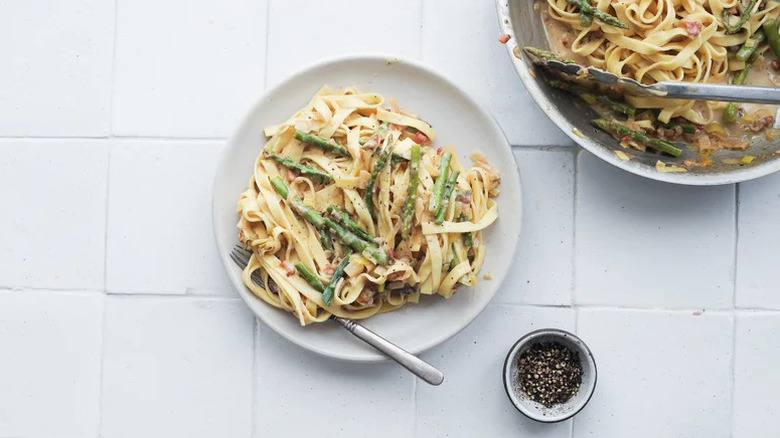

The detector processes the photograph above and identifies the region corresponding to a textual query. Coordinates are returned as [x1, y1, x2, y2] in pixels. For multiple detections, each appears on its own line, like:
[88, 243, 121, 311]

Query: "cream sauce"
[537, 0, 780, 151]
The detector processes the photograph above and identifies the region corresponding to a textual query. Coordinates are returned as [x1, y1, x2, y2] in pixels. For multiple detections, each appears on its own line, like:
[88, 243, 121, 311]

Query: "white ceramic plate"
[213, 54, 523, 362]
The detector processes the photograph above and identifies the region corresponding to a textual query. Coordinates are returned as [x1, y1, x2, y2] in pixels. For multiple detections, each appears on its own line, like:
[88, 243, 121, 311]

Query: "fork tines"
[230, 244, 266, 288]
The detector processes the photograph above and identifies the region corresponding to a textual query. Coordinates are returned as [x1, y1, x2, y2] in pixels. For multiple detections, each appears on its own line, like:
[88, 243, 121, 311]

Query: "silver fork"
[230, 245, 444, 386]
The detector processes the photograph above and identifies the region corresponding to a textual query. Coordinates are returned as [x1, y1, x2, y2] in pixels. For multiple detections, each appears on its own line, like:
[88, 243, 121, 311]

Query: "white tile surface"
[106, 140, 231, 295]
[254, 323, 415, 436]
[733, 313, 780, 437]
[422, 0, 573, 147]
[265, 0, 423, 87]
[101, 296, 254, 438]
[0, 290, 103, 438]
[575, 308, 733, 437]
[2, 1, 777, 436]
[417, 304, 575, 437]
[0, 140, 108, 290]
[0, 0, 113, 136]
[575, 151, 736, 309]
[112, 0, 267, 138]
[737, 174, 780, 309]
[495, 149, 574, 305]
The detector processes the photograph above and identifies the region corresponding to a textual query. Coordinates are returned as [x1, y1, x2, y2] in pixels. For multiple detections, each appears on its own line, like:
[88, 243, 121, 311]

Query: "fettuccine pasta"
[236, 87, 501, 325]
[542, 0, 780, 124]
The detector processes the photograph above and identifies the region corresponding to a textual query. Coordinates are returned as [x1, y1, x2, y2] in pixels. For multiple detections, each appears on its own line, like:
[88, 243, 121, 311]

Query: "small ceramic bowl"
[502, 328, 597, 423]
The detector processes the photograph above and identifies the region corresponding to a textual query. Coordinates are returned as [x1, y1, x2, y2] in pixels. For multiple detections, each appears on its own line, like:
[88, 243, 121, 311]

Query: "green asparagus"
[428, 152, 452, 213]
[319, 229, 333, 252]
[723, 0, 759, 34]
[321, 255, 351, 306]
[360, 122, 389, 148]
[762, 19, 780, 57]
[434, 170, 460, 225]
[565, 0, 629, 29]
[524, 47, 576, 64]
[294, 262, 325, 292]
[593, 119, 683, 157]
[263, 150, 332, 183]
[459, 213, 474, 247]
[659, 121, 697, 135]
[547, 79, 636, 116]
[270, 176, 388, 265]
[364, 136, 395, 217]
[294, 129, 350, 156]
[736, 30, 765, 62]
[402, 143, 421, 239]
[327, 204, 373, 241]
[724, 61, 753, 123]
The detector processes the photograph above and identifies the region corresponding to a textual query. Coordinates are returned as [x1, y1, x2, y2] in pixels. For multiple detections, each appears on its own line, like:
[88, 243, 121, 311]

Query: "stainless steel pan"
[496, 0, 780, 185]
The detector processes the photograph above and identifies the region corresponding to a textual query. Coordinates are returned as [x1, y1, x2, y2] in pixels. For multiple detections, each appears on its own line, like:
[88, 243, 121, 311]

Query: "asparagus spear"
[434, 170, 460, 225]
[294, 129, 350, 156]
[736, 30, 766, 61]
[459, 213, 474, 247]
[360, 122, 389, 148]
[321, 255, 351, 306]
[724, 61, 753, 123]
[547, 78, 636, 116]
[593, 119, 683, 157]
[401, 143, 421, 239]
[524, 47, 576, 64]
[659, 121, 697, 135]
[327, 204, 373, 241]
[270, 177, 388, 265]
[263, 150, 332, 183]
[565, 0, 629, 29]
[428, 152, 453, 213]
[364, 136, 395, 217]
[723, 0, 760, 35]
[762, 19, 780, 57]
[294, 262, 325, 292]
[319, 229, 334, 252]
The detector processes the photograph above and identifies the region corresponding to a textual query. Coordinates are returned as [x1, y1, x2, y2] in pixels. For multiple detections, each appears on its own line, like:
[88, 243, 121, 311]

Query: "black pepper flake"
[514, 342, 582, 408]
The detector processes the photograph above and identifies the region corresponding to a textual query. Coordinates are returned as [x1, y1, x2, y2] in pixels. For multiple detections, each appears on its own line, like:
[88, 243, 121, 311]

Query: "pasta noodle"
[236, 87, 501, 325]
[542, 0, 780, 124]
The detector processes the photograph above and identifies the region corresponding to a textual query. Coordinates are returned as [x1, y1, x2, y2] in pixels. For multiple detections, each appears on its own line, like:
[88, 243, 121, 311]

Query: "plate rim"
[212, 53, 523, 362]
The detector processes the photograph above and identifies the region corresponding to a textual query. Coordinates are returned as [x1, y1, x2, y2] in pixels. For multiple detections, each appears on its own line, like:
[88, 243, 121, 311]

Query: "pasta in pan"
[236, 87, 500, 325]
[543, 0, 780, 124]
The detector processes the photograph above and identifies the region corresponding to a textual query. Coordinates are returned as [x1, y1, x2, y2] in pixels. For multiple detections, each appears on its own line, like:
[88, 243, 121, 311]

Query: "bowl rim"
[212, 52, 523, 362]
[502, 328, 598, 423]
[495, 0, 780, 186]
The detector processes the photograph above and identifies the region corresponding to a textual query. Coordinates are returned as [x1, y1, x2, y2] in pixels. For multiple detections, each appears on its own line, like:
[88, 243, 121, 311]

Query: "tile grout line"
[729, 313, 738, 438]
[0, 135, 229, 141]
[108, 0, 119, 136]
[96, 294, 109, 437]
[571, 148, 580, 309]
[263, 0, 271, 90]
[251, 319, 259, 438]
[418, 0, 425, 61]
[103, 145, 112, 292]
[104, 0, 118, 296]
[733, 183, 740, 309]
[730, 183, 739, 438]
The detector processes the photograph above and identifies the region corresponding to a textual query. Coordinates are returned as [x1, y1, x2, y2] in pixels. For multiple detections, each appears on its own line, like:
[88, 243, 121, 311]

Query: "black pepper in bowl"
[515, 342, 582, 408]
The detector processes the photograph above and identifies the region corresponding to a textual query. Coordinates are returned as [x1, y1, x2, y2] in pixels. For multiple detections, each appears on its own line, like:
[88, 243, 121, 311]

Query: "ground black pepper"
[515, 342, 582, 408]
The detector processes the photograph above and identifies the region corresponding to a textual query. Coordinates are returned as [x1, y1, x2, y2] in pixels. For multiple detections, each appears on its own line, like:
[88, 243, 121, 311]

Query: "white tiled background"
[0, 1, 776, 437]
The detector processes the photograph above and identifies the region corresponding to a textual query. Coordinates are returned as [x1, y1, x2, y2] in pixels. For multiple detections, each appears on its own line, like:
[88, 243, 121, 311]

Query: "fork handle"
[658, 81, 780, 104]
[332, 316, 444, 386]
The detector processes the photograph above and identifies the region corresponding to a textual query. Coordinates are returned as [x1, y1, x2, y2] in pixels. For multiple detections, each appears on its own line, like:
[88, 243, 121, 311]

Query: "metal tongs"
[524, 47, 780, 104]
